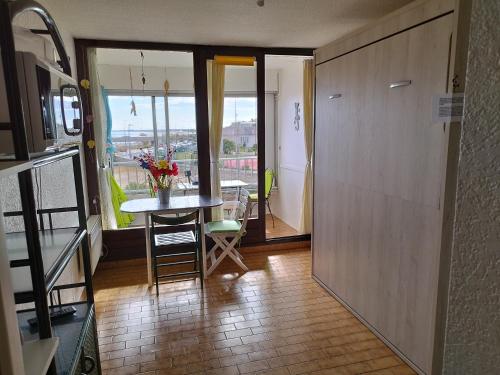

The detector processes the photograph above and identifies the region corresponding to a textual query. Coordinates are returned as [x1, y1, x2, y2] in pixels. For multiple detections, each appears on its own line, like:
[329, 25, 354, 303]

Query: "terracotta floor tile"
[237, 359, 270, 373]
[92, 248, 415, 375]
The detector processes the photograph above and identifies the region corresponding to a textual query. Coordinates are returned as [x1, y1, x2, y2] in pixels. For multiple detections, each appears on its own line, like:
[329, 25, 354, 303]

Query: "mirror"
[60, 85, 82, 135]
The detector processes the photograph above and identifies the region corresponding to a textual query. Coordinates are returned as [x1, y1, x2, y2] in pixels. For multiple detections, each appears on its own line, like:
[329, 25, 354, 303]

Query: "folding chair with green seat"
[205, 189, 252, 276]
[150, 210, 202, 295]
[250, 168, 275, 227]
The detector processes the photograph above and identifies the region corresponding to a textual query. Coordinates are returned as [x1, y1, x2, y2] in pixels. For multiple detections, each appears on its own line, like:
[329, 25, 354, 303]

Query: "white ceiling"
[27, 0, 412, 48]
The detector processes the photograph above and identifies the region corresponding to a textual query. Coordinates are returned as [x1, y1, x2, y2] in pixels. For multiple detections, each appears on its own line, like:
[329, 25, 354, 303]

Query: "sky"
[108, 95, 257, 132]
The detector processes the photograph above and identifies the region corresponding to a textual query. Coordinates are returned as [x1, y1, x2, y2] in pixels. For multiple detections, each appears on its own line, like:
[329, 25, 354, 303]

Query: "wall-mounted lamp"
[294, 102, 301, 131]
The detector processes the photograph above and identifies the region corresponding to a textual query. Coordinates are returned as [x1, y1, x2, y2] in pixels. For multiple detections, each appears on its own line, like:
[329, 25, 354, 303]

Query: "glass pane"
[221, 96, 258, 192]
[166, 96, 199, 196]
[109, 95, 154, 195]
[209, 60, 258, 219]
[96, 49, 197, 229]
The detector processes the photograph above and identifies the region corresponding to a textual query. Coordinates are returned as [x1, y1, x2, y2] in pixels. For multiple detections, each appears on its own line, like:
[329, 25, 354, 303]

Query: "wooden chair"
[204, 189, 251, 276]
[150, 210, 202, 295]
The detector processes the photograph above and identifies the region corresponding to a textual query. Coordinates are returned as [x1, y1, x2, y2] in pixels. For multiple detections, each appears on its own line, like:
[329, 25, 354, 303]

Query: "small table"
[177, 180, 248, 197]
[120, 195, 223, 286]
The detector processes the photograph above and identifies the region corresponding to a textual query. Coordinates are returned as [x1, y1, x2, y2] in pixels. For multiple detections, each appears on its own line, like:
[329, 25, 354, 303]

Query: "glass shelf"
[6, 227, 86, 294]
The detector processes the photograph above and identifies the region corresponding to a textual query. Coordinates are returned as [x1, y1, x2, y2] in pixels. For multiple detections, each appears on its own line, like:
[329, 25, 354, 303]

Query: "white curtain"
[207, 60, 225, 220]
[299, 59, 314, 234]
[88, 48, 116, 230]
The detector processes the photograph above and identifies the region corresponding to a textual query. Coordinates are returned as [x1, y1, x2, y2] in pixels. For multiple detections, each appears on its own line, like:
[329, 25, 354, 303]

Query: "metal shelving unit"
[0, 1, 101, 374]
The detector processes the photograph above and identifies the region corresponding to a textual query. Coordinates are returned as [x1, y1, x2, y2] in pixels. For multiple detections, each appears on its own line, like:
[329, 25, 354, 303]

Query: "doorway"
[200, 50, 265, 243]
[264, 55, 313, 239]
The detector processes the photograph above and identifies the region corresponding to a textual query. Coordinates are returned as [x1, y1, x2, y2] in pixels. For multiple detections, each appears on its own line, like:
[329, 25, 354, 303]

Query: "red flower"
[170, 162, 179, 176]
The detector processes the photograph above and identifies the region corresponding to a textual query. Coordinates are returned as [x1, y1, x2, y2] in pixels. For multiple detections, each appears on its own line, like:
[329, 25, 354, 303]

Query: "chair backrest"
[222, 201, 240, 220]
[237, 189, 252, 233]
[239, 188, 250, 207]
[264, 169, 274, 198]
[151, 210, 199, 229]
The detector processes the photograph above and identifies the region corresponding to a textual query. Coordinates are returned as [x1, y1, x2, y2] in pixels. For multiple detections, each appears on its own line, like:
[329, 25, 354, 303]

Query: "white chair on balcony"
[204, 189, 251, 275]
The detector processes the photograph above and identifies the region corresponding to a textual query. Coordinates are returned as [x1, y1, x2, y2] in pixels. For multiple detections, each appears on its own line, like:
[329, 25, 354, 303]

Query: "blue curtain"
[101, 86, 114, 155]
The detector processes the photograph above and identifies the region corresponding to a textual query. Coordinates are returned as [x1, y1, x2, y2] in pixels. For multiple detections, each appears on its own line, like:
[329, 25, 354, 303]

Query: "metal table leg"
[144, 213, 152, 287]
[199, 207, 207, 279]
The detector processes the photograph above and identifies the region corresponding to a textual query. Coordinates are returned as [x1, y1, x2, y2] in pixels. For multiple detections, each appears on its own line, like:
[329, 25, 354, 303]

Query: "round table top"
[120, 195, 223, 214]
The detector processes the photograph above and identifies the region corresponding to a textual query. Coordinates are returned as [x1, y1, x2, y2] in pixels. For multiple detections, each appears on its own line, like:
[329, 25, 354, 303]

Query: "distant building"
[222, 120, 257, 148]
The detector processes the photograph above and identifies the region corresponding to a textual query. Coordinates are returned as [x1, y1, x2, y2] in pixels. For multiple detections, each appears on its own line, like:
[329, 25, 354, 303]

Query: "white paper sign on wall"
[432, 93, 465, 123]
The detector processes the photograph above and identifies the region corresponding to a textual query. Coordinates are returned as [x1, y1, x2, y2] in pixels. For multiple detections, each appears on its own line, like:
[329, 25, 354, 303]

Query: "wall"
[269, 58, 306, 232]
[264, 93, 275, 171]
[97, 64, 279, 93]
[13, 10, 78, 85]
[441, 1, 500, 373]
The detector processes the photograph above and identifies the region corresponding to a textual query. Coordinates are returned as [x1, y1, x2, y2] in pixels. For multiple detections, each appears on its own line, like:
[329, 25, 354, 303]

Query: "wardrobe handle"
[389, 80, 412, 88]
[328, 94, 342, 99]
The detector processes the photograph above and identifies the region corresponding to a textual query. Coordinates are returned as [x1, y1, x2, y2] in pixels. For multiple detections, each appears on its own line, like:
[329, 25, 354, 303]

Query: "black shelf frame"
[0, 1, 100, 374]
[2, 149, 100, 375]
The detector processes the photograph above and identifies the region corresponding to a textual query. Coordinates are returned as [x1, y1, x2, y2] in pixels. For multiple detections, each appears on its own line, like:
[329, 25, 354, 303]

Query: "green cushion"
[207, 220, 241, 233]
[249, 193, 258, 201]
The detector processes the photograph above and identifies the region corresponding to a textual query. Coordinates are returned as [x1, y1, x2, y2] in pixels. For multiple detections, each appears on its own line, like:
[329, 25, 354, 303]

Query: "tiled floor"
[93, 248, 416, 375]
[265, 215, 299, 239]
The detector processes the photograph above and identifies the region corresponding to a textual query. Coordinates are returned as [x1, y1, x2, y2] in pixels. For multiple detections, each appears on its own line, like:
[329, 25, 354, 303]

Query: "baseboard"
[241, 240, 310, 253]
[311, 274, 426, 375]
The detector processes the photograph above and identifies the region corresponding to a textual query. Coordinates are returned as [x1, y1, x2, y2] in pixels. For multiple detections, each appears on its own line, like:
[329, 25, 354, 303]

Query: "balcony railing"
[113, 155, 258, 195]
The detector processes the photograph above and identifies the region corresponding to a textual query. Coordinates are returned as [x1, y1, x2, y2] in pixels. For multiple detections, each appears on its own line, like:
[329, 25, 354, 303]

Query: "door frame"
[194, 46, 265, 242]
[74, 38, 313, 258]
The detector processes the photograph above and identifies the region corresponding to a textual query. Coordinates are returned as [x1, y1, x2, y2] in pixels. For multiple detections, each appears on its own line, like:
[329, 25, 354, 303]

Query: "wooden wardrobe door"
[372, 14, 453, 373]
[313, 13, 453, 374]
[313, 60, 336, 285]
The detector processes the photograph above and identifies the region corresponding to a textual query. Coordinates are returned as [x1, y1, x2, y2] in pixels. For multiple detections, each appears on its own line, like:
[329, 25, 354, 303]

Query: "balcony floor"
[265, 214, 299, 239]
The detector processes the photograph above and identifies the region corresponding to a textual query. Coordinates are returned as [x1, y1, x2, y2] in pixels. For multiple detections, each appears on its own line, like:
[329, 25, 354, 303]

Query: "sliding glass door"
[201, 50, 265, 242]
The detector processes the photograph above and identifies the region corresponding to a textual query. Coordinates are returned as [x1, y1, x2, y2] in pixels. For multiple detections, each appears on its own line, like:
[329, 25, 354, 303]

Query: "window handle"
[328, 94, 342, 100]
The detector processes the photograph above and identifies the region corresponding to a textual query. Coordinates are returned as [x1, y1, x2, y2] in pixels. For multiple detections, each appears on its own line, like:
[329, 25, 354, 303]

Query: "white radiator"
[87, 215, 102, 275]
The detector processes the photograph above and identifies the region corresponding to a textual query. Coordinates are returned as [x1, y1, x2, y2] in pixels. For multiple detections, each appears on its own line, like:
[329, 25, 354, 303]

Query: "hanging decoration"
[80, 79, 90, 90]
[164, 79, 170, 96]
[293, 102, 301, 131]
[86, 139, 96, 165]
[140, 51, 146, 91]
[129, 67, 137, 116]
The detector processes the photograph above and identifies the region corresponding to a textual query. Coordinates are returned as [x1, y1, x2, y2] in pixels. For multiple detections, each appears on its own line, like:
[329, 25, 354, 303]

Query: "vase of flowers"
[135, 147, 179, 205]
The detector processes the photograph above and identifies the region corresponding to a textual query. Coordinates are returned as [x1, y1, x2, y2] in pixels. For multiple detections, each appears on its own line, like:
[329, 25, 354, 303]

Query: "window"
[220, 96, 258, 200]
[108, 94, 198, 196]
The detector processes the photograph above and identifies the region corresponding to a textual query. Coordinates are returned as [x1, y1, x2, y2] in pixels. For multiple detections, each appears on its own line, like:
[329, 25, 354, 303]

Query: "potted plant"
[135, 147, 179, 204]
